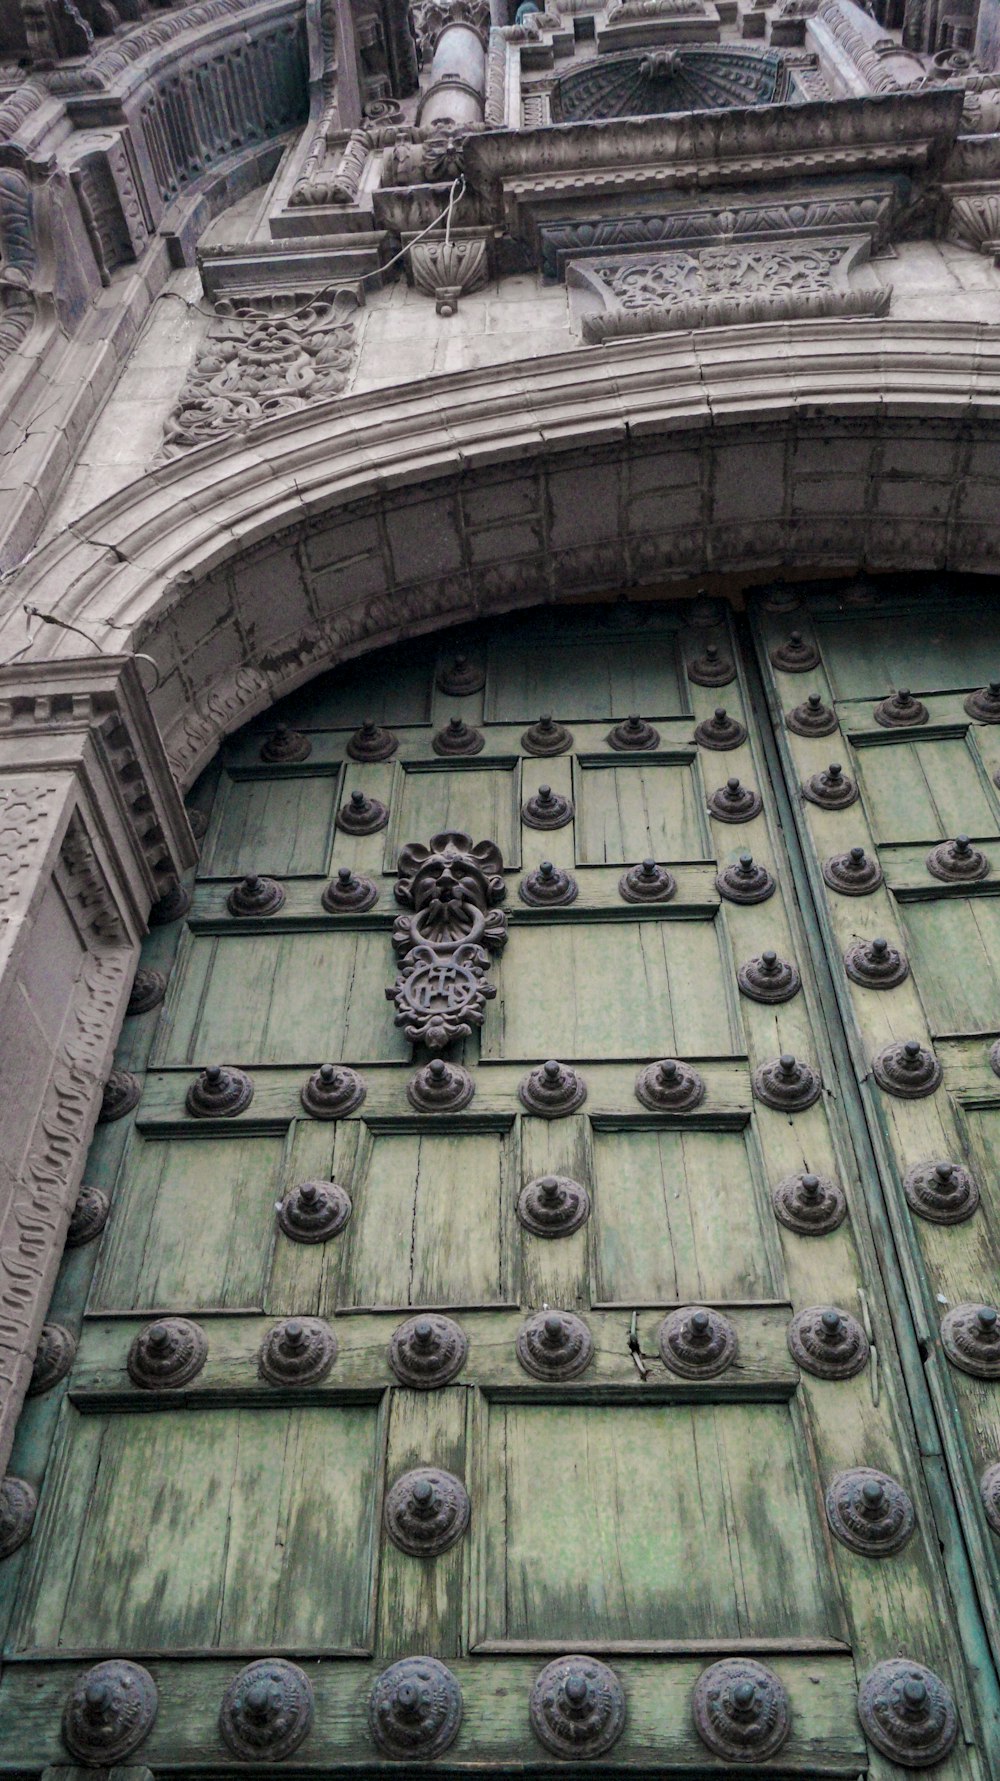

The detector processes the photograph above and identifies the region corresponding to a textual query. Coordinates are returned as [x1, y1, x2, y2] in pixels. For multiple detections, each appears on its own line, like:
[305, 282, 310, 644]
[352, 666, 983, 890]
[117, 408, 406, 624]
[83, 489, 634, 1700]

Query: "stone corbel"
[0, 655, 194, 1479]
[943, 187, 1000, 257]
[409, 231, 489, 311]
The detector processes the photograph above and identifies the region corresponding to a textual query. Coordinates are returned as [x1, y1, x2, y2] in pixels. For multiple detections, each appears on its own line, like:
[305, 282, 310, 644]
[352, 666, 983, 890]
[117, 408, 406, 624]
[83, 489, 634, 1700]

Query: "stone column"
[418, 19, 488, 126]
[0, 654, 194, 1478]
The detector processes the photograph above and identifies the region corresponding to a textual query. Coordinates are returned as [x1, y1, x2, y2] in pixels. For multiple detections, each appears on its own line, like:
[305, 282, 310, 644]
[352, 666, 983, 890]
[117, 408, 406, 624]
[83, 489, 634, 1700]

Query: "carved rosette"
[278, 1180, 352, 1243]
[186, 1065, 254, 1117]
[844, 936, 909, 989]
[518, 1060, 588, 1117]
[607, 714, 659, 750]
[516, 1310, 594, 1380]
[772, 1171, 847, 1235]
[787, 1306, 870, 1379]
[519, 861, 578, 905]
[522, 715, 573, 755]
[389, 1314, 468, 1388]
[940, 1303, 1000, 1379]
[857, 1661, 957, 1768]
[337, 790, 390, 834]
[99, 1068, 142, 1123]
[517, 1174, 591, 1237]
[926, 835, 990, 883]
[433, 717, 485, 756]
[437, 655, 484, 695]
[825, 1468, 915, 1557]
[787, 692, 837, 736]
[301, 1064, 367, 1118]
[261, 724, 312, 763]
[737, 951, 800, 1003]
[384, 1467, 471, 1555]
[227, 873, 286, 917]
[523, 786, 574, 829]
[687, 643, 735, 687]
[389, 832, 507, 1052]
[348, 720, 398, 761]
[635, 1057, 705, 1112]
[368, 1656, 463, 1759]
[0, 1475, 36, 1560]
[708, 777, 762, 822]
[980, 1462, 1000, 1534]
[753, 1053, 821, 1112]
[872, 1040, 942, 1100]
[259, 1317, 338, 1386]
[823, 846, 883, 895]
[716, 852, 775, 904]
[322, 868, 379, 912]
[694, 707, 747, 750]
[529, 1657, 626, 1757]
[964, 681, 1000, 723]
[407, 1059, 475, 1111]
[66, 1184, 110, 1248]
[128, 1318, 208, 1389]
[692, 1659, 790, 1763]
[619, 859, 677, 902]
[149, 883, 192, 925]
[659, 1306, 737, 1378]
[903, 1161, 979, 1225]
[62, 1661, 158, 1764]
[28, 1324, 76, 1396]
[802, 762, 858, 809]
[126, 967, 167, 1015]
[874, 689, 929, 728]
[220, 1659, 314, 1760]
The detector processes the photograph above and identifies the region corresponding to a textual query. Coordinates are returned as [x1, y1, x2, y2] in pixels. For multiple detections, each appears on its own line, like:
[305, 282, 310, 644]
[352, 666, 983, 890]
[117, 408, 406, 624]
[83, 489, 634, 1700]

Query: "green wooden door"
[1, 596, 996, 1778]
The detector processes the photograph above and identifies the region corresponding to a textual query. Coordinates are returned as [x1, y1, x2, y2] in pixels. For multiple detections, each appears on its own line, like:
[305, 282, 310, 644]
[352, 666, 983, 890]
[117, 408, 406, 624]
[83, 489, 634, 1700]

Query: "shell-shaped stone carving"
[128, 1317, 208, 1390]
[126, 967, 167, 1015]
[347, 719, 398, 761]
[903, 1160, 979, 1225]
[322, 867, 379, 912]
[715, 851, 775, 904]
[518, 1059, 587, 1117]
[980, 1462, 1000, 1534]
[522, 785, 574, 829]
[529, 1656, 626, 1758]
[858, 1660, 957, 1768]
[259, 1317, 337, 1386]
[872, 1039, 942, 1100]
[607, 714, 659, 750]
[99, 1068, 142, 1123]
[802, 761, 858, 809]
[844, 935, 909, 989]
[519, 860, 578, 905]
[0, 1476, 37, 1560]
[149, 883, 192, 925]
[369, 1656, 462, 1759]
[822, 845, 883, 895]
[940, 1302, 1000, 1379]
[62, 1661, 158, 1764]
[772, 1171, 847, 1236]
[787, 1305, 870, 1379]
[516, 1310, 594, 1380]
[618, 859, 676, 902]
[389, 1314, 468, 1388]
[28, 1324, 76, 1397]
[692, 1658, 790, 1763]
[926, 834, 990, 882]
[227, 872, 285, 917]
[708, 777, 763, 822]
[874, 688, 929, 728]
[301, 1062, 366, 1118]
[186, 1064, 254, 1118]
[634, 1057, 705, 1112]
[659, 1306, 737, 1379]
[407, 1059, 475, 1112]
[752, 1053, 822, 1111]
[260, 723, 311, 762]
[384, 1467, 471, 1556]
[825, 1467, 915, 1557]
[277, 1179, 352, 1243]
[337, 789, 390, 834]
[737, 950, 800, 1003]
[687, 643, 736, 688]
[437, 654, 485, 695]
[786, 691, 838, 736]
[517, 1174, 591, 1238]
[433, 716, 484, 756]
[964, 681, 1000, 723]
[770, 630, 820, 672]
[522, 714, 573, 755]
[220, 1659, 315, 1760]
[66, 1183, 110, 1248]
[694, 706, 747, 750]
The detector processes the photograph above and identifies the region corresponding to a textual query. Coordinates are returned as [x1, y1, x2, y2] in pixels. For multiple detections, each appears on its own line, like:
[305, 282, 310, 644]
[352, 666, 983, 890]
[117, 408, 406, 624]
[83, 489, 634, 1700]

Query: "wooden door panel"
[485, 633, 687, 721]
[387, 762, 521, 869]
[574, 757, 708, 864]
[851, 732, 999, 844]
[815, 602, 1000, 700]
[201, 771, 342, 877]
[899, 895, 1000, 1035]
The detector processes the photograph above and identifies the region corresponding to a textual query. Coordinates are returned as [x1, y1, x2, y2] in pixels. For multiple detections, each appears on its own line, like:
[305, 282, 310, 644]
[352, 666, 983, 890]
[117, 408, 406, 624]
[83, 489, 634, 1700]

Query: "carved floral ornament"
[387, 831, 507, 1052]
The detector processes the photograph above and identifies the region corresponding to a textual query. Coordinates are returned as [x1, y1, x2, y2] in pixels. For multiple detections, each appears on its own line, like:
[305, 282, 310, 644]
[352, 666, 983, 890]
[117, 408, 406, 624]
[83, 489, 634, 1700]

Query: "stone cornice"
[44, 0, 302, 98]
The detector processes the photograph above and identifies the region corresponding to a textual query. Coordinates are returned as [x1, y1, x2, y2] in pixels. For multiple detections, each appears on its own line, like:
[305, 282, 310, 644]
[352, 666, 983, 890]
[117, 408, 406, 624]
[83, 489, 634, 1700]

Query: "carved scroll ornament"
[387, 831, 507, 1052]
